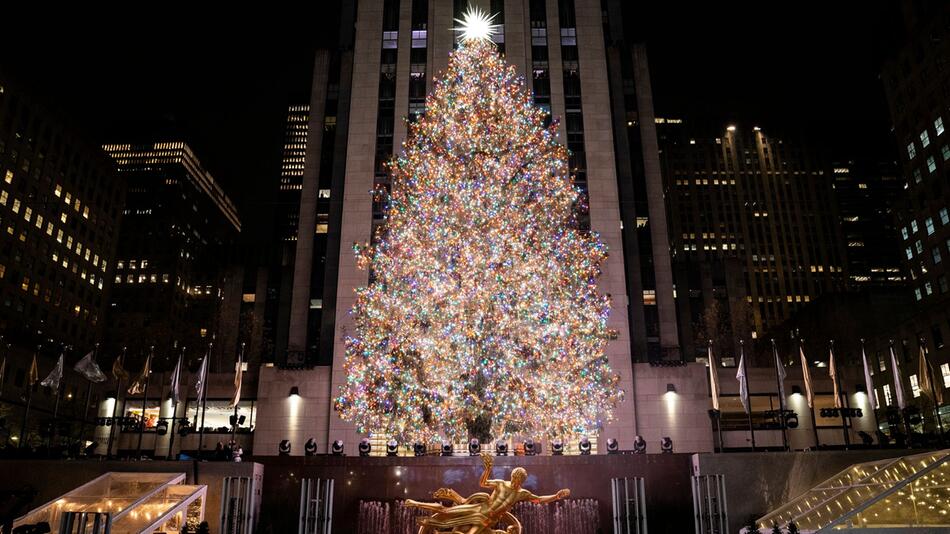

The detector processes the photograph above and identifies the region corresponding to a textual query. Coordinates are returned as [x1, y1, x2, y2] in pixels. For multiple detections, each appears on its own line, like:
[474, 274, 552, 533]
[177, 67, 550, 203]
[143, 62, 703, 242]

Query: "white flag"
[736, 349, 749, 414]
[40, 353, 65, 390]
[861, 346, 875, 408]
[194, 354, 209, 402]
[829, 347, 842, 409]
[169, 354, 183, 405]
[708, 344, 721, 411]
[230, 349, 243, 409]
[773, 344, 787, 410]
[799, 345, 815, 409]
[889, 345, 906, 410]
[73, 350, 107, 383]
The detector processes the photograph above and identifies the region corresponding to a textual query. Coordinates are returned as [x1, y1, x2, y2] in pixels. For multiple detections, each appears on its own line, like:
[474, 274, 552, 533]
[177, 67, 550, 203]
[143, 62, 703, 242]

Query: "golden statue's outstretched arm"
[529, 488, 571, 504]
[479, 452, 495, 488]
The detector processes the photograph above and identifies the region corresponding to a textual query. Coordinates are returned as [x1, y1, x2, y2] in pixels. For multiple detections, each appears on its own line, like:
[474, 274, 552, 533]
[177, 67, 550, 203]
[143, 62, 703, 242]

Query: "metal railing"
[610, 477, 647, 534]
[692, 474, 728, 534]
[298, 478, 334, 534]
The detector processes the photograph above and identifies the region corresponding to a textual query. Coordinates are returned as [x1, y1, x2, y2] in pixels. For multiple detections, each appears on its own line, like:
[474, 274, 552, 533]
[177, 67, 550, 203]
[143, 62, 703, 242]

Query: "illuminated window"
[56, 229, 63, 243]
[911, 220, 919, 233]
[242, 293, 256, 303]
[937, 117, 946, 136]
[64, 192, 71, 205]
[23, 207, 31, 222]
[941, 208, 950, 225]
[3, 170, 11, 184]
[642, 290, 657, 306]
[925, 281, 933, 295]
[11, 199, 19, 213]
[907, 142, 917, 159]
[941, 363, 950, 388]
[933, 247, 942, 264]
[54, 184, 62, 197]
[913, 168, 922, 183]
[60, 213, 67, 223]
[873, 388, 880, 409]
[926, 217, 935, 235]
[46, 223, 53, 236]
[883, 384, 892, 406]
[921, 130, 931, 148]
[927, 156, 937, 173]
[910, 374, 921, 398]
[915, 288, 922, 301]
[318, 189, 331, 198]
[916, 240, 924, 254]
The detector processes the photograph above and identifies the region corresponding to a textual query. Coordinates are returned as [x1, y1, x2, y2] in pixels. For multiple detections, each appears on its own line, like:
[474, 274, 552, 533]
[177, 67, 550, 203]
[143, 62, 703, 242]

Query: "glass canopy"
[13, 472, 206, 534]
[756, 449, 950, 532]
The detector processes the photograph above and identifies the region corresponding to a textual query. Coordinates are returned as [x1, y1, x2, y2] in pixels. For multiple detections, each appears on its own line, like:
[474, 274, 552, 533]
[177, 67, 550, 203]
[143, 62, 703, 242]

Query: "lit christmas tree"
[335, 8, 623, 444]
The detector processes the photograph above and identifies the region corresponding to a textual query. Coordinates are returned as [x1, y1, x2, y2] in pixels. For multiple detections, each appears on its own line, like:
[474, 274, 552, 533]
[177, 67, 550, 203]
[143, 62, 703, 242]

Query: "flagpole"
[709, 340, 724, 453]
[107, 347, 126, 459]
[77, 343, 98, 452]
[136, 346, 154, 459]
[802, 338, 820, 449]
[861, 338, 881, 439]
[197, 341, 212, 461]
[772, 339, 788, 451]
[47, 348, 65, 457]
[922, 339, 946, 443]
[166, 347, 184, 461]
[740, 340, 756, 451]
[830, 340, 850, 449]
[890, 339, 911, 444]
[230, 342, 245, 448]
[19, 345, 40, 449]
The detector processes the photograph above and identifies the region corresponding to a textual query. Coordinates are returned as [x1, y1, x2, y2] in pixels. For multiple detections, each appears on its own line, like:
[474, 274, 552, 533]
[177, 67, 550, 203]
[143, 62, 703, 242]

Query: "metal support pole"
[772, 339, 789, 451]
[741, 340, 755, 451]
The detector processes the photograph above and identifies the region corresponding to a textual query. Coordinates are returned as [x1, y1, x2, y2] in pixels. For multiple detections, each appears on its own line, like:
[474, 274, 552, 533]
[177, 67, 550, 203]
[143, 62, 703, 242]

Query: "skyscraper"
[659, 122, 848, 359]
[102, 142, 241, 370]
[255, 0, 678, 453]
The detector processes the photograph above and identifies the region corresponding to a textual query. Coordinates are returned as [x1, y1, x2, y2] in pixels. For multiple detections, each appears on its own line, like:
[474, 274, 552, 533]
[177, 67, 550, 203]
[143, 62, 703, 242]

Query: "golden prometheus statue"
[405, 452, 571, 534]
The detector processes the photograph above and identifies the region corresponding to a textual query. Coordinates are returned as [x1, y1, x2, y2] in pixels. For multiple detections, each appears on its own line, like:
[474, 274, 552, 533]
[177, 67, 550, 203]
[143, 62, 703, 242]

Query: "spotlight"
[359, 438, 372, 457]
[305, 438, 318, 456]
[551, 440, 564, 455]
[441, 442, 454, 456]
[178, 421, 192, 437]
[523, 439, 537, 456]
[606, 438, 619, 454]
[495, 441, 508, 456]
[289, 386, 300, 397]
[413, 442, 427, 456]
[660, 437, 673, 454]
[468, 438, 480, 456]
[331, 439, 345, 456]
[578, 436, 591, 455]
[387, 439, 399, 456]
[278, 439, 291, 456]
[785, 412, 799, 429]
[632, 435, 646, 454]
[156, 420, 168, 436]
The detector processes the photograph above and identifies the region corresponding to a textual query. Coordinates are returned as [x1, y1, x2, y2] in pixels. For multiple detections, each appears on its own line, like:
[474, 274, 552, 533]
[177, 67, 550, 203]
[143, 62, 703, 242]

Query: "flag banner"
[128, 354, 152, 396]
[889, 346, 907, 410]
[800, 345, 815, 409]
[773, 344, 787, 409]
[169, 354, 183, 405]
[40, 353, 64, 390]
[28, 354, 39, 387]
[861, 346, 876, 408]
[708, 344, 721, 411]
[736, 349, 749, 414]
[230, 349, 243, 408]
[74, 350, 107, 383]
[112, 353, 130, 381]
[919, 344, 944, 406]
[194, 354, 209, 402]
[829, 347, 843, 409]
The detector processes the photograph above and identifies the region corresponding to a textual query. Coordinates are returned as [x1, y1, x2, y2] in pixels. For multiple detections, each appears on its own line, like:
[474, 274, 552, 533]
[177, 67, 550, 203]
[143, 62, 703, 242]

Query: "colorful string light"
[335, 37, 623, 444]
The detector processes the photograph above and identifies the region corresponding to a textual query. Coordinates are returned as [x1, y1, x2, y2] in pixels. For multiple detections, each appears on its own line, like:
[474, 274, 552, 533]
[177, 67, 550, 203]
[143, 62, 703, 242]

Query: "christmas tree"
[335, 8, 622, 444]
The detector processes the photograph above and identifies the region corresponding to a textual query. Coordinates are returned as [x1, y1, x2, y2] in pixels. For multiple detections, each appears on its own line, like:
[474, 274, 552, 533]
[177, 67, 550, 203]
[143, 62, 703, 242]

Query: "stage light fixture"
[578, 436, 591, 455]
[413, 442, 427, 457]
[359, 438, 372, 457]
[156, 420, 169, 436]
[331, 439, 345, 456]
[632, 435, 646, 454]
[551, 440, 564, 455]
[660, 437, 673, 454]
[785, 412, 799, 429]
[178, 421, 191, 437]
[523, 439, 537, 456]
[305, 438, 318, 456]
[468, 438, 481, 456]
[606, 438, 619, 454]
[441, 442, 454, 456]
[495, 441, 508, 456]
[278, 439, 291, 456]
[386, 439, 399, 456]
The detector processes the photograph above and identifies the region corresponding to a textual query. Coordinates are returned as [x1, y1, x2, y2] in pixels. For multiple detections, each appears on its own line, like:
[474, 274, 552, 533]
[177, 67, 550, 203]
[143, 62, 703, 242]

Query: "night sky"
[1, 2, 898, 240]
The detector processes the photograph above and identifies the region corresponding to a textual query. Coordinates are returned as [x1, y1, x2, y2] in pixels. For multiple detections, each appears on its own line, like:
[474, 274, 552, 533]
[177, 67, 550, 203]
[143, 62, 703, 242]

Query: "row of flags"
[709, 340, 944, 414]
[0, 347, 244, 408]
